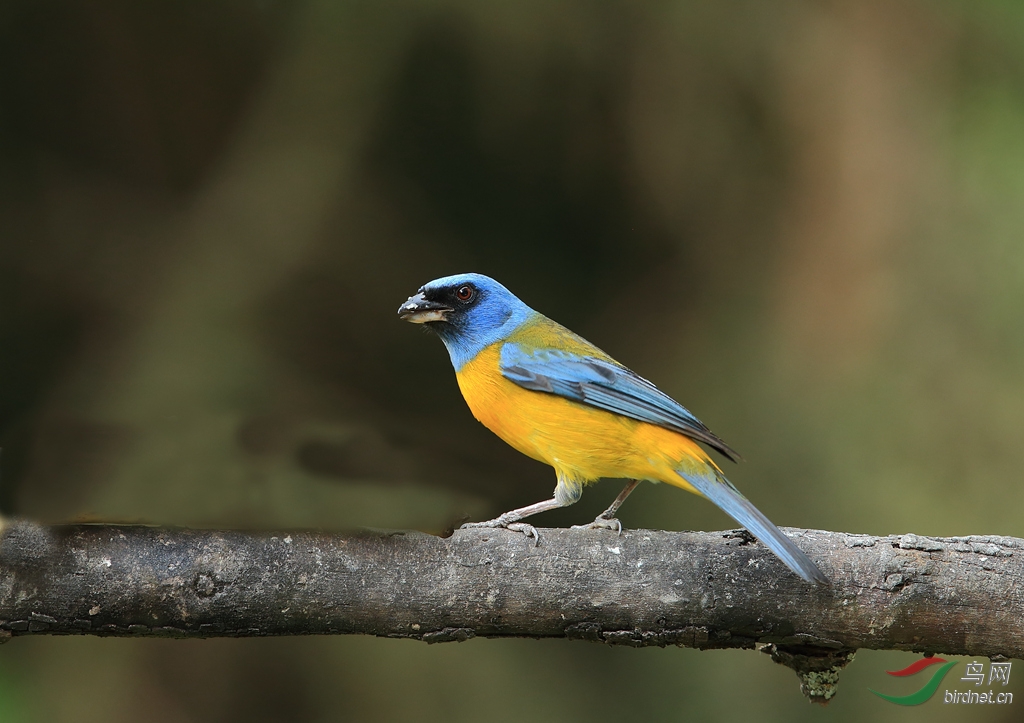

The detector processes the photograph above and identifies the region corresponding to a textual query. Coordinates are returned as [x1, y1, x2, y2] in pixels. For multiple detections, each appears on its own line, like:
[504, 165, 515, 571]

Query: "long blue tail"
[676, 466, 827, 584]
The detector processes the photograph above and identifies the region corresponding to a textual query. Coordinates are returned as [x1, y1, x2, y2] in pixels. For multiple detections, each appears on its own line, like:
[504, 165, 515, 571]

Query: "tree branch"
[0, 520, 1020, 703]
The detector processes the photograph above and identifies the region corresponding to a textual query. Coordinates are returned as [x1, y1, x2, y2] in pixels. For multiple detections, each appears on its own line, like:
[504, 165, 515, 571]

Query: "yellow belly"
[456, 344, 710, 492]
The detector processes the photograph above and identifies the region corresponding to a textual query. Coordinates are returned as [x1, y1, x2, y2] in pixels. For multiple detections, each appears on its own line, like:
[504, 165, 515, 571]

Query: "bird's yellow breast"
[455, 343, 707, 491]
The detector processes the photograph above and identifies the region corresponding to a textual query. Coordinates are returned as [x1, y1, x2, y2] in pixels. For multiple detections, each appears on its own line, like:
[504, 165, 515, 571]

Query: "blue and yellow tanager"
[398, 273, 826, 583]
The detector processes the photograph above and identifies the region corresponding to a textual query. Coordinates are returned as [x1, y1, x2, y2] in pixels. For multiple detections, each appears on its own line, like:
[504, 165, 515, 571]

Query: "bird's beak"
[398, 292, 453, 323]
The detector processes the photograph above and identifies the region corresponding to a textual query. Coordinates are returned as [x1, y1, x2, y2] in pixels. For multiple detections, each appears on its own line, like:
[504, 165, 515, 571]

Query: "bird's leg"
[460, 498, 566, 546]
[572, 479, 640, 535]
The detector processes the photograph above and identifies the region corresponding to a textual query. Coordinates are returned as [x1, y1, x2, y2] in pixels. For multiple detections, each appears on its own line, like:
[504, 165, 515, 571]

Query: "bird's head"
[398, 273, 535, 370]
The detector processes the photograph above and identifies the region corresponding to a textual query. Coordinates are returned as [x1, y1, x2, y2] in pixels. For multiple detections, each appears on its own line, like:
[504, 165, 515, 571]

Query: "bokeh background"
[1, 0, 1022, 720]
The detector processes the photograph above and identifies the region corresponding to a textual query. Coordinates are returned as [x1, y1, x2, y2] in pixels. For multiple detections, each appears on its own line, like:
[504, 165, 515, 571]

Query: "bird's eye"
[455, 285, 474, 302]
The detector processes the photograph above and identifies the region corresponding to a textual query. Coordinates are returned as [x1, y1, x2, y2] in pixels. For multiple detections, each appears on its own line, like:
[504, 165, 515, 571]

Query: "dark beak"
[398, 292, 453, 324]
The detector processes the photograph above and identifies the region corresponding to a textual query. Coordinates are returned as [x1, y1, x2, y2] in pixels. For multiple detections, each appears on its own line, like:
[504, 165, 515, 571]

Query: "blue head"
[398, 273, 536, 370]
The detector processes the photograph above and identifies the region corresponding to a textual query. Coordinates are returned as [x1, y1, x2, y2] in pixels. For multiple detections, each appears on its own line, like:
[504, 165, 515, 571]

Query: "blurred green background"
[1, 0, 1023, 720]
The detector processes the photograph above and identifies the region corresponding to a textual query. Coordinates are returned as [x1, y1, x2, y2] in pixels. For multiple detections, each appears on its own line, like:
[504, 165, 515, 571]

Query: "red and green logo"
[870, 657, 955, 705]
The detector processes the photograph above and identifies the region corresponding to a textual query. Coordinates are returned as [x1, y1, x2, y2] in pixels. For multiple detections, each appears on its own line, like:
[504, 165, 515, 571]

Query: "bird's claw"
[506, 522, 540, 545]
[571, 516, 623, 535]
[460, 519, 540, 546]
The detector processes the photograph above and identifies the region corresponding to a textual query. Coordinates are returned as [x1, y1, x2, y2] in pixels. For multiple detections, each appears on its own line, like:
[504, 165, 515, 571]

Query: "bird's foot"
[460, 518, 540, 546]
[572, 515, 623, 535]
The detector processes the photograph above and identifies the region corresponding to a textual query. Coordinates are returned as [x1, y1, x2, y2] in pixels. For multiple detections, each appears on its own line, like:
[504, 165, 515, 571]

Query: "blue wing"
[500, 344, 739, 461]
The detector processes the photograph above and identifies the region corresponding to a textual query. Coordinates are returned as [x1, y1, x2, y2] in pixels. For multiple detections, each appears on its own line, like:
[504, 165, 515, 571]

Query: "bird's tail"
[672, 459, 827, 584]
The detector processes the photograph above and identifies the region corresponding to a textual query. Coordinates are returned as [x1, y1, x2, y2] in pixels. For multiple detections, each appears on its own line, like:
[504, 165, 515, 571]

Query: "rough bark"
[0, 520, 1020, 703]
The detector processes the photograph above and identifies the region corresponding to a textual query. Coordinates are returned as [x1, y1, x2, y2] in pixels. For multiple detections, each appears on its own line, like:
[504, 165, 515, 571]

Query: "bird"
[398, 273, 826, 584]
